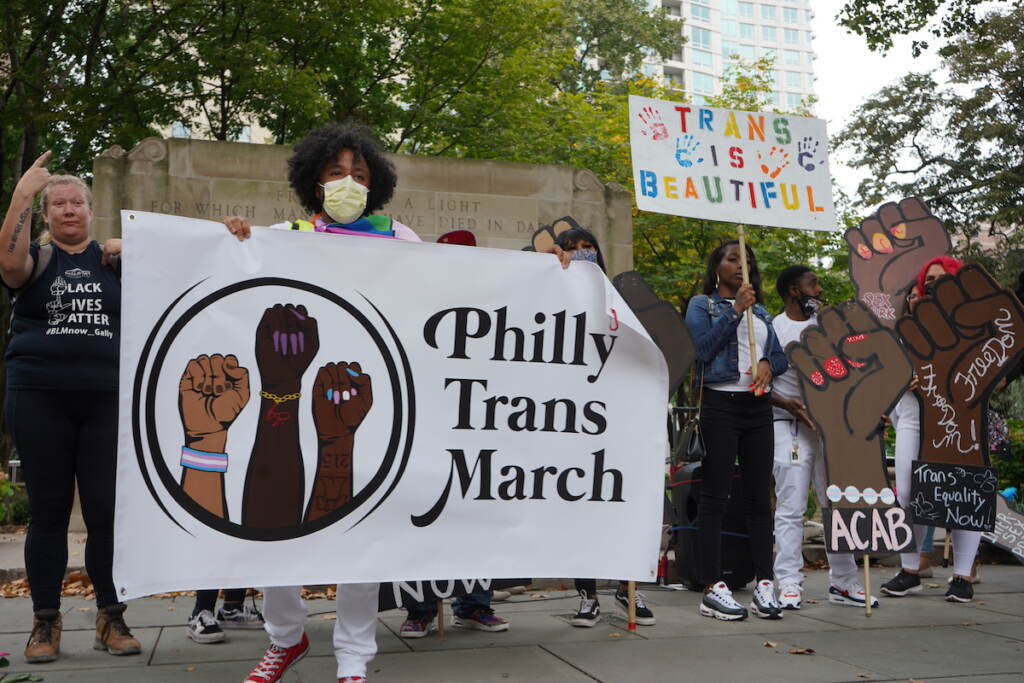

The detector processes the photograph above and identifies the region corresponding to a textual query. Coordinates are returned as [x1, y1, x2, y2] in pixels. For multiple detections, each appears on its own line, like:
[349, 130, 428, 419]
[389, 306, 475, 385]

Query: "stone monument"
[92, 137, 633, 274]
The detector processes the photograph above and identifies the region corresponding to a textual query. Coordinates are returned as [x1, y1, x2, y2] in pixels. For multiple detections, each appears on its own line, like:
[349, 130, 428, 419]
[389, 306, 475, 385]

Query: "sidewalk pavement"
[0, 564, 1022, 682]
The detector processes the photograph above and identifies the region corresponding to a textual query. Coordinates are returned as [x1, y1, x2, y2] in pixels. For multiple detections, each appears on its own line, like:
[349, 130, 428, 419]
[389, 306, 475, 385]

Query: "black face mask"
[798, 292, 823, 318]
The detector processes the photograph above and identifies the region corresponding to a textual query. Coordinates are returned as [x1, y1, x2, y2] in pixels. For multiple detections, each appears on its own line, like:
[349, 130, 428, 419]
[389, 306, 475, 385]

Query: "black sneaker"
[881, 570, 923, 597]
[614, 589, 656, 626]
[187, 609, 225, 644]
[570, 590, 601, 627]
[945, 576, 974, 603]
[699, 581, 748, 621]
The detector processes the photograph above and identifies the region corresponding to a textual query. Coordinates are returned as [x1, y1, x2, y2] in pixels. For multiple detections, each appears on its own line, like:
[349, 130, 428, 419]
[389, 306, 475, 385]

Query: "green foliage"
[837, 0, 989, 55]
[834, 5, 1024, 286]
[998, 418, 1024, 493]
[0, 475, 26, 526]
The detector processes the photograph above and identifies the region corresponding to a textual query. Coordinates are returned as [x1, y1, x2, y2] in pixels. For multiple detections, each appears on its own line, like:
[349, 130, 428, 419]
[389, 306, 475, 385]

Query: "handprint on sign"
[637, 106, 669, 141]
[757, 146, 790, 179]
[178, 354, 250, 519]
[787, 301, 912, 508]
[674, 135, 705, 168]
[305, 362, 374, 523]
[846, 197, 952, 327]
[796, 136, 823, 172]
[896, 265, 1024, 467]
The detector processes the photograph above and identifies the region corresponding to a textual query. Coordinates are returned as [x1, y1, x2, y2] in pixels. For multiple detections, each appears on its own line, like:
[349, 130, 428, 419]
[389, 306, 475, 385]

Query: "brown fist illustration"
[305, 362, 373, 522]
[787, 301, 912, 508]
[845, 197, 952, 326]
[896, 264, 1024, 467]
[178, 354, 250, 518]
[254, 304, 320, 392]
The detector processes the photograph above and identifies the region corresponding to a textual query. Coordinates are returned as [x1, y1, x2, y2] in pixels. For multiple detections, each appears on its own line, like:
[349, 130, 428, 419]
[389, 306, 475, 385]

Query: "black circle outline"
[134, 277, 413, 540]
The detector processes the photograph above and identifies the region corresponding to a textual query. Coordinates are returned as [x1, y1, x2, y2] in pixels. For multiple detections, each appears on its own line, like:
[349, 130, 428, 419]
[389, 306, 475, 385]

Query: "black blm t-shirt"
[5, 241, 121, 390]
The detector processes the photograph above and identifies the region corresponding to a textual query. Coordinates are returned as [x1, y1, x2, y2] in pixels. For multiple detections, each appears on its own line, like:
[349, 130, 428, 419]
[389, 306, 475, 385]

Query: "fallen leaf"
[977, 601, 987, 605]
[321, 613, 337, 620]
[184, 665, 197, 672]
[77, 607, 91, 612]
[609, 632, 623, 637]
[788, 648, 815, 655]
[857, 675, 870, 679]
[926, 583, 940, 588]
[806, 599, 819, 604]
[960, 622, 977, 626]
[762, 641, 777, 648]
[167, 606, 176, 611]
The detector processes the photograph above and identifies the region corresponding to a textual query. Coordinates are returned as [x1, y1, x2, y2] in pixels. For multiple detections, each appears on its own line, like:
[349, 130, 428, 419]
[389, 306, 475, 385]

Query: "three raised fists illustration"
[176, 303, 373, 529]
[178, 354, 251, 518]
[896, 265, 1024, 468]
[787, 301, 912, 508]
[306, 362, 373, 522]
[846, 198, 952, 326]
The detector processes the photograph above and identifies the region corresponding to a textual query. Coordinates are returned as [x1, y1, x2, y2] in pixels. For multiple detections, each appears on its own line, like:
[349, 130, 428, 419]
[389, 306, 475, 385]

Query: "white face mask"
[320, 176, 369, 224]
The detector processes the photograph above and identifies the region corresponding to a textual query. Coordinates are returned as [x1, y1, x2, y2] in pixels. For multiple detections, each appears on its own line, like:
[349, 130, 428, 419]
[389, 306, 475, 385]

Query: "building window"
[761, 47, 777, 62]
[739, 1, 754, 17]
[784, 28, 800, 44]
[693, 72, 715, 94]
[691, 26, 712, 49]
[761, 4, 776, 20]
[762, 25, 777, 42]
[692, 49, 713, 67]
[785, 71, 801, 87]
[784, 49, 800, 65]
[665, 71, 685, 88]
[805, 9, 813, 22]
[721, 40, 739, 59]
[770, 91, 780, 106]
[787, 92, 803, 108]
[783, 6, 798, 23]
[806, 30, 814, 44]
[739, 22, 755, 39]
[738, 43, 756, 59]
[721, 19, 739, 37]
[722, 0, 739, 15]
[691, 3, 711, 21]
[171, 122, 191, 139]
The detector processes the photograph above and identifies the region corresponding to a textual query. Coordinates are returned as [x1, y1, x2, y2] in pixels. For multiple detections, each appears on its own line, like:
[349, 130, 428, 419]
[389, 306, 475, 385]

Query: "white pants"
[773, 420, 858, 589]
[892, 393, 981, 577]
[262, 583, 379, 678]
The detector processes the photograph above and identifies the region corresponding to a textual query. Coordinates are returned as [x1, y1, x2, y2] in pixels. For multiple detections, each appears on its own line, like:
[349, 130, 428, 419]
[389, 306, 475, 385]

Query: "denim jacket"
[684, 293, 788, 385]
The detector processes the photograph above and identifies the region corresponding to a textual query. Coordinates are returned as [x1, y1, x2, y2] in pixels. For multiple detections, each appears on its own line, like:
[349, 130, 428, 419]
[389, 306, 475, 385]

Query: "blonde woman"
[0, 152, 139, 663]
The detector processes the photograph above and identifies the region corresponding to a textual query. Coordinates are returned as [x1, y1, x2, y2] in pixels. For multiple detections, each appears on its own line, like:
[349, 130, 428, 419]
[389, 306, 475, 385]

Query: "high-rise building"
[645, 0, 818, 110]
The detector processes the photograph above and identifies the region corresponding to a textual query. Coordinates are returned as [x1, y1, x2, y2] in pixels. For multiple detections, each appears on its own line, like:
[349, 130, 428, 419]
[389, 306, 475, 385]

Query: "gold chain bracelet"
[260, 390, 301, 404]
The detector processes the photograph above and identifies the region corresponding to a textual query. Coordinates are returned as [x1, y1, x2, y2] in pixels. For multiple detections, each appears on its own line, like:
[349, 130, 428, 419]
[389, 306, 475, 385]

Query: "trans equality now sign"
[113, 212, 667, 598]
[628, 95, 836, 231]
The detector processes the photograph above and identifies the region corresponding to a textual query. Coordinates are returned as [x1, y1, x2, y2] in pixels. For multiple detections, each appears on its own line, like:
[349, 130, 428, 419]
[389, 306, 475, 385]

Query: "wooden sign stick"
[943, 529, 952, 568]
[737, 226, 757, 378]
[436, 599, 445, 640]
[863, 554, 872, 617]
[627, 580, 637, 631]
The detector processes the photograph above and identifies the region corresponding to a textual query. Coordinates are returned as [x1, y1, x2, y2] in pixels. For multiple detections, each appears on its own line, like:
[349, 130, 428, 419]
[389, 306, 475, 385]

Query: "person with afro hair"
[221, 122, 420, 683]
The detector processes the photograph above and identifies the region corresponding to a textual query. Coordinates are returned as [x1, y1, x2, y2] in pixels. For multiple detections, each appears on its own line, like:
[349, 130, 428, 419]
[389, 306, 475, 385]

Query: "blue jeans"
[406, 589, 492, 620]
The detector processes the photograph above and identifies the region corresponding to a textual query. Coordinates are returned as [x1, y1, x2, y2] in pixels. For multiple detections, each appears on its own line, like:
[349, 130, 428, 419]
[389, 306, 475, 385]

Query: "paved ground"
[0, 563, 1021, 682]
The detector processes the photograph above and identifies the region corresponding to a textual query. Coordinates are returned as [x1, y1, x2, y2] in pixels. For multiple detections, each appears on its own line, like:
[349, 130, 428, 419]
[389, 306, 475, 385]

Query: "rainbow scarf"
[312, 213, 395, 238]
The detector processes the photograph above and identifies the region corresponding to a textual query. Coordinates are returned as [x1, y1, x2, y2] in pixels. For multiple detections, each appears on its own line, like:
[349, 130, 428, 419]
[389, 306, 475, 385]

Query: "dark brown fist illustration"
[787, 301, 912, 507]
[305, 362, 374, 522]
[254, 304, 320, 391]
[178, 354, 250, 517]
[896, 264, 1024, 467]
[846, 197, 952, 326]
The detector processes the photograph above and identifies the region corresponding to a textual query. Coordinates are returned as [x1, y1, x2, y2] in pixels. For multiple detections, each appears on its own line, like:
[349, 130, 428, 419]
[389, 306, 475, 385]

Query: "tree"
[834, 5, 1024, 282]
[836, 0, 990, 55]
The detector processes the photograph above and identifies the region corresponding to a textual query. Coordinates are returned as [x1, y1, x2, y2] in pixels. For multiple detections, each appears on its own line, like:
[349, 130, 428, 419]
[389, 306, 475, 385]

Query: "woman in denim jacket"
[684, 240, 787, 622]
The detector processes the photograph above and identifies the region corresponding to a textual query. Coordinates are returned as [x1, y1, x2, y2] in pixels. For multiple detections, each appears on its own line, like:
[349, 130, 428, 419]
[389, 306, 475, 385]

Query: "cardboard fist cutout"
[846, 197, 952, 327]
[896, 264, 1024, 531]
[787, 300, 915, 552]
[611, 271, 695, 398]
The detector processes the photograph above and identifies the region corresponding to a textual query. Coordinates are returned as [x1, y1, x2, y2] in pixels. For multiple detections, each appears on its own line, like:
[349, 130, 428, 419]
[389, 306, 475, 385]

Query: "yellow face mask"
[320, 176, 369, 224]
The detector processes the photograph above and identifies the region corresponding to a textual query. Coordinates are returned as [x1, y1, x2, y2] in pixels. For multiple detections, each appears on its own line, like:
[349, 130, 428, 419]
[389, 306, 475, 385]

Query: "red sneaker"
[243, 632, 309, 682]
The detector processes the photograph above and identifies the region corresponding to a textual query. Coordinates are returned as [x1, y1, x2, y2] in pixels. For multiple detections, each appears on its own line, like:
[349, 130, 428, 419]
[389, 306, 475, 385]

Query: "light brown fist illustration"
[846, 197, 952, 326]
[787, 301, 912, 507]
[179, 354, 251, 450]
[896, 264, 1024, 467]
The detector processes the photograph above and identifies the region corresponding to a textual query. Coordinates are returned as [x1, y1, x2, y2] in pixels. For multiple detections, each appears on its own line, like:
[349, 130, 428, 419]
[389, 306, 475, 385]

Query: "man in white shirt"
[770, 266, 878, 610]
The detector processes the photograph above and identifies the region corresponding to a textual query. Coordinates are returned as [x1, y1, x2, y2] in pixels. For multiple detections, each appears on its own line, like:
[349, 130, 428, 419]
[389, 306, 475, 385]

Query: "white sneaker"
[186, 609, 225, 644]
[778, 583, 802, 610]
[829, 584, 879, 608]
[750, 580, 783, 619]
[699, 581, 748, 620]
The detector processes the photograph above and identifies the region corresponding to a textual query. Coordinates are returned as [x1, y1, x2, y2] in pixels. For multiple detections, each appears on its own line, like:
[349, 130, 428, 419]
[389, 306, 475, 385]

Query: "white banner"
[114, 212, 667, 599]
[629, 95, 837, 231]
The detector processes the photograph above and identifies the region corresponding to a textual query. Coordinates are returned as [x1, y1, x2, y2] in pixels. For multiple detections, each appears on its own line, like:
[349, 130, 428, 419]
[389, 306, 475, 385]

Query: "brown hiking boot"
[25, 609, 62, 663]
[94, 603, 141, 655]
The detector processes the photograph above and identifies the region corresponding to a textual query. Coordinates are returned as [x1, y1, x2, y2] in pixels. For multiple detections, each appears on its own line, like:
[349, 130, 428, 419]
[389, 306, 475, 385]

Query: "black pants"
[194, 588, 247, 616]
[697, 389, 774, 586]
[574, 579, 627, 597]
[6, 388, 120, 611]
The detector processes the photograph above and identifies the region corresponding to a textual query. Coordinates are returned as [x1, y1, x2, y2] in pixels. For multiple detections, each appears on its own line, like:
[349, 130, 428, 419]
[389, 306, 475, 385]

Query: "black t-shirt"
[5, 241, 121, 391]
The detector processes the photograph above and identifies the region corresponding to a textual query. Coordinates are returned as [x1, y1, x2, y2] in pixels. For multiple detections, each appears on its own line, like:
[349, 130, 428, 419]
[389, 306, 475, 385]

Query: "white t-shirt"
[708, 299, 771, 393]
[771, 310, 817, 420]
